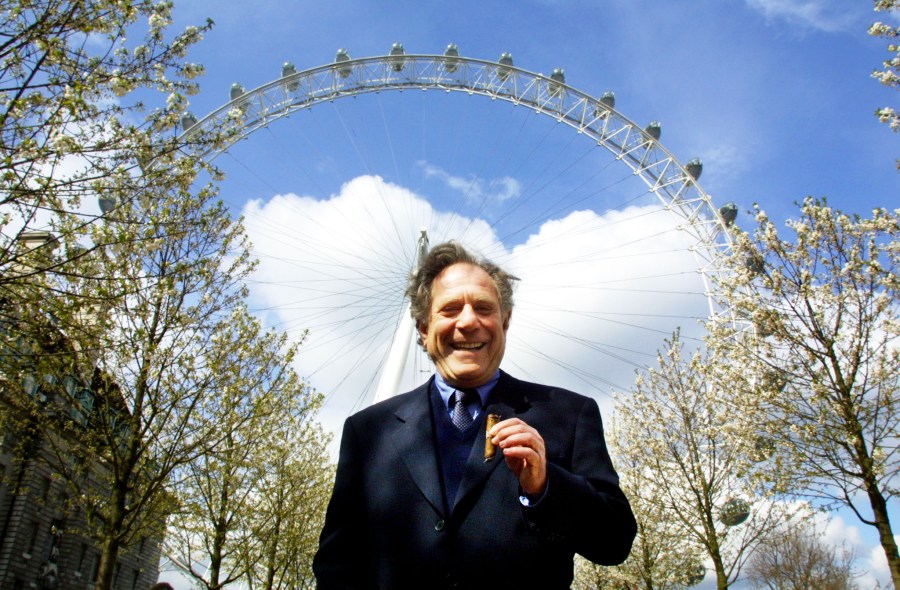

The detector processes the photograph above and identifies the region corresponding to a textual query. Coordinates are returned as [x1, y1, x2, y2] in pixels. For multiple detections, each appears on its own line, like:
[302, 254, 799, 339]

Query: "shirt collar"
[434, 371, 500, 411]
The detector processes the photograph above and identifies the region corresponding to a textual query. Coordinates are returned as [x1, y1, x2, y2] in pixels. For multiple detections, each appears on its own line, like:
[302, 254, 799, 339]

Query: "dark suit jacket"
[313, 371, 636, 590]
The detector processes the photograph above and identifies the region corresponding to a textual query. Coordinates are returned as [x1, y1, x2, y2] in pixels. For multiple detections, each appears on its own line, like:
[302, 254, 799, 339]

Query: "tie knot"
[456, 388, 477, 405]
[451, 389, 478, 431]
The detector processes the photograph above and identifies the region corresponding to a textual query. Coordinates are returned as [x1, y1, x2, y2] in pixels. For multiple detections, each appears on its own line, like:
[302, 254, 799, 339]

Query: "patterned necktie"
[451, 389, 476, 431]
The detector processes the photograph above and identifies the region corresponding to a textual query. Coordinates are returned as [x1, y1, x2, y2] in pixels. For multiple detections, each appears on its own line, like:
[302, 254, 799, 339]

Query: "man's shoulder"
[348, 381, 431, 422]
[499, 371, 592, 402]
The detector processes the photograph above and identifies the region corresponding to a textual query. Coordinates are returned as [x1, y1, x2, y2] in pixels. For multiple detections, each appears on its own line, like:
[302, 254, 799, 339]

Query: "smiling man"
[419, 261, 509, 387]
[313, 241, 636, 590]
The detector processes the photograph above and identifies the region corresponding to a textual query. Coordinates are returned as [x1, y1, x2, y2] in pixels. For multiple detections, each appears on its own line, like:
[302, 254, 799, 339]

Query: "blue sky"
[172, 0, 897, 216]
[155, 1, 897, 587]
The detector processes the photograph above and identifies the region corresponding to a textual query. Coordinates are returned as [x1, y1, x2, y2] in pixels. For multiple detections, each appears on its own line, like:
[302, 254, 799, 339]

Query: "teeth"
[454, 342, 483, 350]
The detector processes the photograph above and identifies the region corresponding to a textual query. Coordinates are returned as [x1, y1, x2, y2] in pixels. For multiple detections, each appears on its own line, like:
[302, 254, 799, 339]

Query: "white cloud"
[242, 174, 506, 440]
[242, 174, 714, 443]
[819, 512, 862, 547]
[503, 206, 707, 407]
[421, 162, 522, 203]
[815, 511, 896, 589]
[744, 0, 863, 33]
[862, 539, 893, 589]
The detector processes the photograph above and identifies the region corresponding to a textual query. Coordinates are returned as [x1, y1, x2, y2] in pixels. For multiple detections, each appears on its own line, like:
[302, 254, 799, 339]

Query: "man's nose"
[456, 304, 477, 328]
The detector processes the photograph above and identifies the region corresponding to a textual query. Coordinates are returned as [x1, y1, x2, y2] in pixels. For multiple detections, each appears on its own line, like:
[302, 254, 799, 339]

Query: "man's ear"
[417, 321, 428, 347]
[502, 310, 511, 332]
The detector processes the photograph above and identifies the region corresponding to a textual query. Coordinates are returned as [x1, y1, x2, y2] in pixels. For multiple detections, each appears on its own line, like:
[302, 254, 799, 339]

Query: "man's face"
[418, 263, 510, 388]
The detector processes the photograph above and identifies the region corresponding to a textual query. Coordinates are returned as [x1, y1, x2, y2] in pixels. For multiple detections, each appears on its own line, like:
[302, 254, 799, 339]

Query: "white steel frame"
[181, 52, 738, 400]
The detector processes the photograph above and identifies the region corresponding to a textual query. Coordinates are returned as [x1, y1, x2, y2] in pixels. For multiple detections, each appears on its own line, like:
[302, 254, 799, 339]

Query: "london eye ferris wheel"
[175, 44, 739, 427]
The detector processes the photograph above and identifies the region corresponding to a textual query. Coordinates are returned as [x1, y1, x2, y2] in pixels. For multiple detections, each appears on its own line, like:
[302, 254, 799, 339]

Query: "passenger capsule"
[229, 83, 247, 113]
[595, 91, 615, 118]
[443, 43, 460, 73]
[719, 498, 750, 527]
[180, 112, 198, 132]
[282, 62, 299, 92]
[719, 202, 738, 226]
[230, 83, 245, 102]
[335, 48, 352, 78]
[600, 91, 615, 109]
[685, 157, 703, 181]
[549, 68, 565, 97]
[98, 198, 116, 214]
[497, 52, 513, 81]
[389, 43, 405, 72]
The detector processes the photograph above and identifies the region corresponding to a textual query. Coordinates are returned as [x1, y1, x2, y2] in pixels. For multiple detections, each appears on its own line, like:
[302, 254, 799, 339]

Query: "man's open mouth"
[452, 342, 484, 350]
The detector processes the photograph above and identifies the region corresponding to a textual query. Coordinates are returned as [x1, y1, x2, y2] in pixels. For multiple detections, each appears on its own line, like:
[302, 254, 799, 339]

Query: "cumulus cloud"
[242, 174, 713, 441]
[815, 511, 895, 588]
[861, 537, 894, 588]
[819, 512, 862, 548]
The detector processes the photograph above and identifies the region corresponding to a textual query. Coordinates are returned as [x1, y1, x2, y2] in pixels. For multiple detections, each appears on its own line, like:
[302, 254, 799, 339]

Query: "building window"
[89, 552, 100, 583]
[56, 490, 68, 514]
[0, 463, 7, 509]
[43, 519, 63, 560]
[41, 475, 52, 503]
[75, 542, 87, 578]
[24, 520, 39, 558]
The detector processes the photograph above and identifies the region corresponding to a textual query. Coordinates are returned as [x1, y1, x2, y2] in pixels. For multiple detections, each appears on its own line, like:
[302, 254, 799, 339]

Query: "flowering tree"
[241, 412, 333, 590]
[613, 331, 794, 590]
[573, 438, 707, 590]
[714, 198, 900, 588]
[0, 5, 332, 590]
[870, 1, 899, 116]
[869, 0, 899, 168]
[164, 326, 330, 590]
[0, 0, 221, 442]
[0, 0, 213, 286]
[36, 172, 261, 590]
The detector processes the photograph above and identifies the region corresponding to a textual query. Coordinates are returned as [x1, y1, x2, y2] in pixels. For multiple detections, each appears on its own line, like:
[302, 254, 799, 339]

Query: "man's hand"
[489, 418, 547, 498]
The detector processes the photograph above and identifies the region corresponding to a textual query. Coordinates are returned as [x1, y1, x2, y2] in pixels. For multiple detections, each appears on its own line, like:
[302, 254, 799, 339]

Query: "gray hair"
[405, 241, 517, 329]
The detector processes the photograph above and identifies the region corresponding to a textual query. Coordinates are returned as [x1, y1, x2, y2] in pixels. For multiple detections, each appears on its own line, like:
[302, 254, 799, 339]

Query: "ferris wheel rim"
[180, 51, 737, 323]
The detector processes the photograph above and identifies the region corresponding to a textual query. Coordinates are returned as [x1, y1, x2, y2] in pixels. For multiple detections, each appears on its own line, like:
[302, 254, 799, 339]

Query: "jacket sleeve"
[522, 395, 637, 565]
[313, 417, 369, 589]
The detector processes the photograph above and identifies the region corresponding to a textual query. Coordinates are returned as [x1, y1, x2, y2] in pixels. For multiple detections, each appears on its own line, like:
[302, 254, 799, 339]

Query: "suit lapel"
[391, 380, 445, 515]
[453, 372, 531, 511]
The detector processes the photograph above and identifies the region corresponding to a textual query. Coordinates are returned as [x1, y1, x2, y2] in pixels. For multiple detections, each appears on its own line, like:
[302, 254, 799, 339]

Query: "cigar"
[484, 413, 501, 462]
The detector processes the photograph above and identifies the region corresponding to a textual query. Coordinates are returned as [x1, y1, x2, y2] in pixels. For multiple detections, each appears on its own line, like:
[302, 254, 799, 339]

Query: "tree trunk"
[263, 508, 284, 590]
[96, 537, 120, 590]
[705, 523, 729, 590]
[846, 396, 900, 590]
[95, 475, 131, 590]
[209, 521, 226, 589]
[866, 481, 900, 589]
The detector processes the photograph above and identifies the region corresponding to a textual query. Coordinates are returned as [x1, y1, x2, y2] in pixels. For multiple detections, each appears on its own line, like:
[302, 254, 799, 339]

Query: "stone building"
[0, 330, 165, 589]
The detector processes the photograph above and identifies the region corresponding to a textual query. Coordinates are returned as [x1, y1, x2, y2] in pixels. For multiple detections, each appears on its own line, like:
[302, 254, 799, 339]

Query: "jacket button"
[434, 519, 445, 531]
